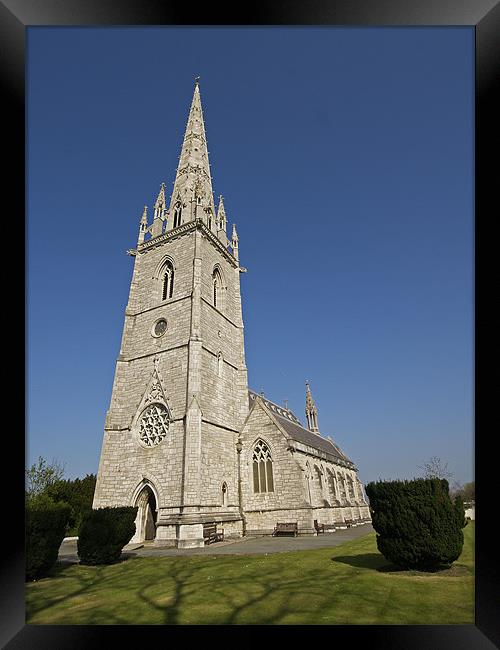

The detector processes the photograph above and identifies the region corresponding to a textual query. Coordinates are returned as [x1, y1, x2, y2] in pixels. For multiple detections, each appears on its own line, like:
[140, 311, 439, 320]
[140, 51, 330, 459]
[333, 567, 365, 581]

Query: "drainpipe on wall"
[236, 438, 247, 536]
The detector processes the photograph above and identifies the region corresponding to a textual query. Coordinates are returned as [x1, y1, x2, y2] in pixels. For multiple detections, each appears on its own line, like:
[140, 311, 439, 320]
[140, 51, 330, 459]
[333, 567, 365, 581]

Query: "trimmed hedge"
[26, 495, 71, 580]
[77, 506, 137, 565]
[365, 478, 465, 571]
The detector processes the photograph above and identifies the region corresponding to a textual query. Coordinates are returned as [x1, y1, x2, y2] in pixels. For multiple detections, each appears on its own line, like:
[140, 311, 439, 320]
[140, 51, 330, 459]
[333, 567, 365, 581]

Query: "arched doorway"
[134, 484, 158, 542]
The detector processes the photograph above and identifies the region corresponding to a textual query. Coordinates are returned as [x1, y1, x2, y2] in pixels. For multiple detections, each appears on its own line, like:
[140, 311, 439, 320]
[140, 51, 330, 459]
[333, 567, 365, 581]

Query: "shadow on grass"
[131, 558, 337, 625]
[332, 553, 400, 572]
[332, 553, 471, 577]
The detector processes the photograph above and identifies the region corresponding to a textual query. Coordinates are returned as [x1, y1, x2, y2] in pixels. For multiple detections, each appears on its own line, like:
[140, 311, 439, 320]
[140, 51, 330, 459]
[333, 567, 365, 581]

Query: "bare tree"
[418, 456, 453, 481]
[26, 456, 65, 499]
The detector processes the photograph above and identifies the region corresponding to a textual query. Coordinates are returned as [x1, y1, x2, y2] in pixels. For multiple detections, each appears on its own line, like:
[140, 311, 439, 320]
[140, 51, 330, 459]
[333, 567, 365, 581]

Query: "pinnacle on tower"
[138, 205, 148, 244]
[305, 380, 319, 432]
[217, 195, 227, 232]
[231, 223, 239, 261]
[152, 182, 167, 237]
[155, 182, 166, 208]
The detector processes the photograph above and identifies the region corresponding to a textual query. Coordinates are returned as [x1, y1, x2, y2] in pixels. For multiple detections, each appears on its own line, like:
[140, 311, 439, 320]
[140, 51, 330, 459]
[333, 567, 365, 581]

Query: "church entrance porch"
[132, 484, 158, 544]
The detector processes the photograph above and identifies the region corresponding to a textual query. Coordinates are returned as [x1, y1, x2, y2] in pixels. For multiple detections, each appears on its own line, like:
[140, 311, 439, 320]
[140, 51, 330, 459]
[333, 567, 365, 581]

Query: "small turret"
[305, 380, 319, 433]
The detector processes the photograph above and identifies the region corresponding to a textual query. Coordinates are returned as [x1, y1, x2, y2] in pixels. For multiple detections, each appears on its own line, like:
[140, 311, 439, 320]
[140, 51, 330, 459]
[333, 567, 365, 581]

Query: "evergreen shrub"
[77, 506, 137, 565]
[26, 494, 71, 580]
[365, 478, 465, 571]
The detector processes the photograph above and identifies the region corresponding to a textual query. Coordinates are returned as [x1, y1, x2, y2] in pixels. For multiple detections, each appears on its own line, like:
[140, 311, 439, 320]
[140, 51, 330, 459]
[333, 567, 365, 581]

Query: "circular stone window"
[138, 403, 170, 447]
[152, 318, 167, 338]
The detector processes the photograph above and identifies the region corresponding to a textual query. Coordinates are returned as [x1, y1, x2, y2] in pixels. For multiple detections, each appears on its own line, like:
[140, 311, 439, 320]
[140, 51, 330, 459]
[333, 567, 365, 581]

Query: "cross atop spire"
[305, 380, 319, 433]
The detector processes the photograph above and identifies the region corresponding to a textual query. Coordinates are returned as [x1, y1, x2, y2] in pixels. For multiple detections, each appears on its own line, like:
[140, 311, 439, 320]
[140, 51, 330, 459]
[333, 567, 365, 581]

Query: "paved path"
[58, 523, 373, 564]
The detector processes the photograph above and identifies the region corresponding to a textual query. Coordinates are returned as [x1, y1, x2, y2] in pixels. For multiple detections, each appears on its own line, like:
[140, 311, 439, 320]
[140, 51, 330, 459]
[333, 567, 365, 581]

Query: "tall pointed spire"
[305, 380, 319, 433]
[166, 78, 215, 232]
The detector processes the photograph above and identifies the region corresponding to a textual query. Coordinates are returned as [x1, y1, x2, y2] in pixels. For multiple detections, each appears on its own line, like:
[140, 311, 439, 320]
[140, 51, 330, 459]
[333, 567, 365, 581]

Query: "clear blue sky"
[27, 27, 474, 488]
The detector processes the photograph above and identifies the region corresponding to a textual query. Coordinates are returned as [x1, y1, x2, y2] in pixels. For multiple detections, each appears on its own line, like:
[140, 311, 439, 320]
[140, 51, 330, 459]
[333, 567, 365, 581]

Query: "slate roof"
[248, 390, 354, 467]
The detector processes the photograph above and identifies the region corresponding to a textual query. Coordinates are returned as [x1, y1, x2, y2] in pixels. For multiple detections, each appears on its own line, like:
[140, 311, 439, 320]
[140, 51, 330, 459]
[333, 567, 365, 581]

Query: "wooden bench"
[203, 523, 224, 545]
[314, 519, 336, 534]
[272, 522, 298, 537]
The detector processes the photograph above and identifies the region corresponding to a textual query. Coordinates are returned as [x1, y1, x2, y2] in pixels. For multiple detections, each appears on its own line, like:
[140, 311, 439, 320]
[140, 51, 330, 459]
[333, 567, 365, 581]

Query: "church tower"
[93, 79, 249, 548]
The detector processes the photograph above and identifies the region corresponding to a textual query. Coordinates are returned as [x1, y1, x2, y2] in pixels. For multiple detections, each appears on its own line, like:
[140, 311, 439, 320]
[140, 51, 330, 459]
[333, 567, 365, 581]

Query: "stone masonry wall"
[239, 402, 306, 515]
[200, 421, 239, 512]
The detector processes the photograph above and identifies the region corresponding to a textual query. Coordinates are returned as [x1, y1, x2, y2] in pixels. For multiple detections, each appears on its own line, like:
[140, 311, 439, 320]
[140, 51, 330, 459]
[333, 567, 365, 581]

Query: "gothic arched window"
[348, 476, 356, 501]
[212, 267, 223, 310]
[161, 261, 174, 301]
[252, 440, 274, 493]
[173, 202, 182, 229]
[327, 469, 337, 500]
[339, 474, 347, 500]
[222, 482, 228, 506]
[314, 465, 323, 490]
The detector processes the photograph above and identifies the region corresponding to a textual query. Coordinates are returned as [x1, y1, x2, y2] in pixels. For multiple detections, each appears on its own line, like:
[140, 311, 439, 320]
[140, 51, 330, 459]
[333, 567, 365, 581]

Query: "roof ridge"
[248, 389, 301, 424]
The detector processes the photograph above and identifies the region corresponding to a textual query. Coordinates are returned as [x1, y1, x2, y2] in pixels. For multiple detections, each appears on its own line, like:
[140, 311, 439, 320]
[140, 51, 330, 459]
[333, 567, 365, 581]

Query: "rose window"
[138, 403, 170, 447]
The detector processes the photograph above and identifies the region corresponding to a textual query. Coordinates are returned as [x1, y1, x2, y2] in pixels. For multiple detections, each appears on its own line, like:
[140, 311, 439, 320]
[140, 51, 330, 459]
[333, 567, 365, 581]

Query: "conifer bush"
[365, 478, 465, 571]
[26, 494, 71, 580]
[77, 506, 137, 565]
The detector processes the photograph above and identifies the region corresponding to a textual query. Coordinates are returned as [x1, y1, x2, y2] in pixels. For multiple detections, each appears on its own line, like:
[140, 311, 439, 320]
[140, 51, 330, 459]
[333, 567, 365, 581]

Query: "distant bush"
[365, 478, 465, 571]
[26, 494, 71, 580]
[77, 507, 137, 565]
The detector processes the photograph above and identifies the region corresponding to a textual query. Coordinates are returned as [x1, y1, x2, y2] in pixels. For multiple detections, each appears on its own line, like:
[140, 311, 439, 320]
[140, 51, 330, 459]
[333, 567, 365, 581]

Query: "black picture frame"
[5, 0, 498, 647]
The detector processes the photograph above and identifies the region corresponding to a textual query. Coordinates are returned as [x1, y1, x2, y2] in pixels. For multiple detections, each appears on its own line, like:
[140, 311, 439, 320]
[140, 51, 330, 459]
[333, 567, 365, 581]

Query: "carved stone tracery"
[138, 403, 170, 447]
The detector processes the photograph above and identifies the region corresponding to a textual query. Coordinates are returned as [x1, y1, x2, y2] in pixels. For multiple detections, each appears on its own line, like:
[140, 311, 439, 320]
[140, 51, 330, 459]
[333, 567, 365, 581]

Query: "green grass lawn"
[26, 522, 474, 625]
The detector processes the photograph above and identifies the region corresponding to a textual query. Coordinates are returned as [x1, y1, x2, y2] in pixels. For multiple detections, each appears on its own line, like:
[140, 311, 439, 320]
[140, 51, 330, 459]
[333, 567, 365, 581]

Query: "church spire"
[305, 380, 319, 432]
[167, 77, 215, 232]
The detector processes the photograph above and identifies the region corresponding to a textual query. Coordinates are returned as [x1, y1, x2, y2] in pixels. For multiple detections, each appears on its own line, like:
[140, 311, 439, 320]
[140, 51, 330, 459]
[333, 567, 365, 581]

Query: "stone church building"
[93, 80, 370, 547]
